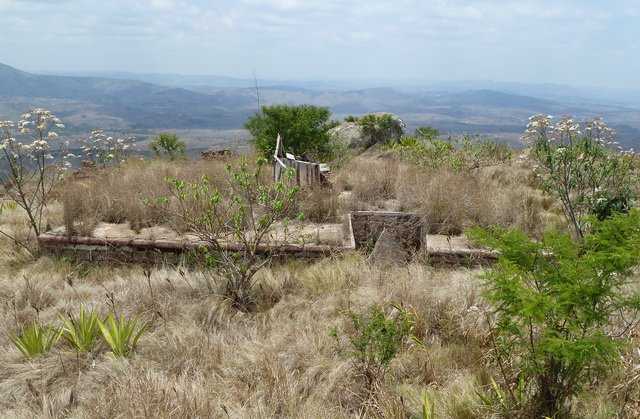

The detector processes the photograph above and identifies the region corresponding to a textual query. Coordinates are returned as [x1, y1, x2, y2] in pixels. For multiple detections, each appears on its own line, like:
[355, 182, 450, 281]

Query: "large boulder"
[329, 113, 405, 150]
[328, 121, 364, 149]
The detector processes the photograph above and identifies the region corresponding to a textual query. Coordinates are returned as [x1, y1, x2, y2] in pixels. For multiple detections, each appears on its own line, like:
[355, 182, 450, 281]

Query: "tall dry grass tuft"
[298, 186, 339, 223]
[337, 156, 399, 203]
[61, 158, 231, 233]
[396, 163, 553, 237]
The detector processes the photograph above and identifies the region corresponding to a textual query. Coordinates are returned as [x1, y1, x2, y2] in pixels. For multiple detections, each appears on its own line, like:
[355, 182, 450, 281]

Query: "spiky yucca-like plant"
[12, 322, 61, 359]
[60, 305, 101, 353]
[97, 313, 147, 357]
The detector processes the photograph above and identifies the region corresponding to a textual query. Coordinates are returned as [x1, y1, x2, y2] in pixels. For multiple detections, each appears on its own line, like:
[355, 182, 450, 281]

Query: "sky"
[0, 0, 638, 87]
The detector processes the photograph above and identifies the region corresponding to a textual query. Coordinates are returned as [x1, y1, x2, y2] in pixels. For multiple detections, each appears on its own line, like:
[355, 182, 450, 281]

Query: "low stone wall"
[348, 211, 424, 251]
[37, 234, 340, 263]
[37, 211, 498, 266]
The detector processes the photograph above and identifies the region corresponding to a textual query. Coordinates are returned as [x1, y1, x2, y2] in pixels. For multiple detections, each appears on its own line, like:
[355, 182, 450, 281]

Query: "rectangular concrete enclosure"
[37, 212, 497, 266]
[347, 211, 424, 251]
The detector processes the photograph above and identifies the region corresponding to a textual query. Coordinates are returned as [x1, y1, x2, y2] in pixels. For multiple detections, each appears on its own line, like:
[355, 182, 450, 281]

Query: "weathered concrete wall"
[37, 233, 339, 263]
[348, 211, 424, 251]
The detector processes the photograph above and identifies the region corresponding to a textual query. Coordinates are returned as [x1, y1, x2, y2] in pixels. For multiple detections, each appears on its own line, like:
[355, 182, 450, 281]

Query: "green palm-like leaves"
[12, 322, 61, 358]
[97, 313, 147, 357]
[60, 305, 101, 352]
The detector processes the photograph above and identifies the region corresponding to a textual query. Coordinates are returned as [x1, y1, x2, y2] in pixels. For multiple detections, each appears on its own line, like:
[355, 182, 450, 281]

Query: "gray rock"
[329, 122, 365, 149]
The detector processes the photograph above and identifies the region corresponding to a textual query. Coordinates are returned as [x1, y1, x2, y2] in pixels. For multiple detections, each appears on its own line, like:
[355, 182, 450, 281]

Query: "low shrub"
[12, 322, 61, 358]
[389, 135, 511, 171]
[523, 115, 638, 238]
[149, 133, 186, 160]
[333, 304, 414, 389]
[163, 158, 301, 310]
[353, 113, 405, 148]
[98, 313, 147, 357]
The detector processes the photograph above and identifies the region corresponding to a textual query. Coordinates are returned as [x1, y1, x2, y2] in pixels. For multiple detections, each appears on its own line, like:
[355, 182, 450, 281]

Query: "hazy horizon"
[1, 0, 638, 89]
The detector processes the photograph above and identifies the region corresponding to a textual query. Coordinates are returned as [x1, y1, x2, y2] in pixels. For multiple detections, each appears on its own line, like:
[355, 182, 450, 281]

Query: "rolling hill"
[1, 63, 639, 148]
[0, 63, 254, 131]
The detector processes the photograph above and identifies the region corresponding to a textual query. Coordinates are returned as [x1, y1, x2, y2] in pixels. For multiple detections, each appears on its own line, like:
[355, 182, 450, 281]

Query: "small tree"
[164, 158, 300, 310]
[469, 210, 640, 417]
[0, 109, 72, 252]
[355, 113, 405, 148]
[245, 105, 336, 160]
[150, 133, 186, 160]
[523, 115, 637, 239]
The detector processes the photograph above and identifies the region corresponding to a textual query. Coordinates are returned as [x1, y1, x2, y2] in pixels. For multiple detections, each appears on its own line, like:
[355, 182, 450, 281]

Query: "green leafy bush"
[98, 313, 147, 357]
[415, 126, 440, 140]
[333, 305, 413, 388]
[149, 133, 186, 160]
[469, 209, 640, 417]
[12, 322, 61, 358]
[389, 134, 511, 171]
[245, 105, 336, 160]
[60, 305, 101, 353]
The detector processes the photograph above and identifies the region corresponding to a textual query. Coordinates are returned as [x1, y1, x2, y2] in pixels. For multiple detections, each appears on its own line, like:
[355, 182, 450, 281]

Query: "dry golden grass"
[60, 151, 561, 240]
[60, 159, 231, 234]
[298, 186, 340, 223]
[336, 155, 399, 204]
[395, 163, 561, 236]
[0, 234, 628, 418]
[333, 153, 562, 237]
[0, 230, 494, 419]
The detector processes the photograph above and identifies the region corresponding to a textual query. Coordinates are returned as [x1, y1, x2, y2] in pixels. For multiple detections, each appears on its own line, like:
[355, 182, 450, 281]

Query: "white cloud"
[0, 0, 637, 86]
[147, 0, 177, 10]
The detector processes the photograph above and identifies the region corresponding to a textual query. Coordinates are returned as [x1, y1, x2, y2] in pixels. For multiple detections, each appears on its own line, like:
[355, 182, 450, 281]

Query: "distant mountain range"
[2, 63, 640, 148]
[0, 63, 253, 132]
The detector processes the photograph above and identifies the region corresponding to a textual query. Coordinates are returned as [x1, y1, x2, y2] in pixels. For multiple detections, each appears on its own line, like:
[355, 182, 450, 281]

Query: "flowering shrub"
[523, 115, 637, 238]
[81, 129, 135, 167]
[0, 109, 73, 251]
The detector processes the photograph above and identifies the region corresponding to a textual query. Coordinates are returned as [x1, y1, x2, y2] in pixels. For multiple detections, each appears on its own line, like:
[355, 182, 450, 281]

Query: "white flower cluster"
[81, 129, 135, 166]
[0, 108, 72, 169]
[523, 114, 632, 155]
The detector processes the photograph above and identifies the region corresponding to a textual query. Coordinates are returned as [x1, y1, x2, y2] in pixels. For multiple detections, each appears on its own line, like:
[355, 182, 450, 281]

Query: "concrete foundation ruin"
[38, 210, 497, 266]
